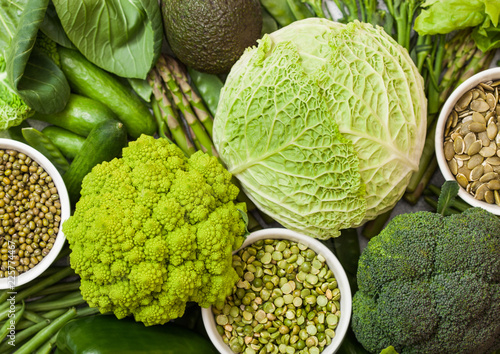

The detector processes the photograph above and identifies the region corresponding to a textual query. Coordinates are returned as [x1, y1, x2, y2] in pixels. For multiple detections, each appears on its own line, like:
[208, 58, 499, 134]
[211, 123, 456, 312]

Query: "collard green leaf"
[6, 0, 70, 114]
[0, 0, 30, 53]
[52, 0, 163, 79]
[40, 1, 75, 49]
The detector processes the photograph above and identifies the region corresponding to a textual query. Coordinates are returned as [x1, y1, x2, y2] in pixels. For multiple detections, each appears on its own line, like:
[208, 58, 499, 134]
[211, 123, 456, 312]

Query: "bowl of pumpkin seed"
[436, 67, 500, 214]
[201, 227, 352, 354]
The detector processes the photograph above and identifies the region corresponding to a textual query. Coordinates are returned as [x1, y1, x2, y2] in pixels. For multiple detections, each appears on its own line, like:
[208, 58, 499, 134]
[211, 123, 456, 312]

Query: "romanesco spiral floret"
[63, 135, 248, 326]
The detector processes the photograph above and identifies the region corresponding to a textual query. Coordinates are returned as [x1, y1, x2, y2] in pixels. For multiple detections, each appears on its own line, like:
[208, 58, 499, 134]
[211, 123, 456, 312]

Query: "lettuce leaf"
[414, 0, 500, 51]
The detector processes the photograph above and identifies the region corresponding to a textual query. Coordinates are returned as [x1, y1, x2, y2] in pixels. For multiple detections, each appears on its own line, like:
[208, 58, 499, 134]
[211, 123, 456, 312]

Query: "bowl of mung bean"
[0, 138, 70, 289]
[202, 228, 352, 354]
[436, 67, 500, 215]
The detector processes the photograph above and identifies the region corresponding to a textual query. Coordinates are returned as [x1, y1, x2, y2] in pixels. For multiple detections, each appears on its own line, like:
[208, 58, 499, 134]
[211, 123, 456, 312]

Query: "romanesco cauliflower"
[63, 135, 248, 326]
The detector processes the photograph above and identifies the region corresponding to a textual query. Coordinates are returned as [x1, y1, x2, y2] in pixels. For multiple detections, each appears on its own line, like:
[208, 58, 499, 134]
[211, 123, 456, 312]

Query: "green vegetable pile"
[63, 135, 248, 326]
[352, 207, 500, 353]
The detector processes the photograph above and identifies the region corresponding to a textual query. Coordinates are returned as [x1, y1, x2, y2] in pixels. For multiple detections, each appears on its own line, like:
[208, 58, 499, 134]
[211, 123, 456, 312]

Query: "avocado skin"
[162, 0, 263, 74]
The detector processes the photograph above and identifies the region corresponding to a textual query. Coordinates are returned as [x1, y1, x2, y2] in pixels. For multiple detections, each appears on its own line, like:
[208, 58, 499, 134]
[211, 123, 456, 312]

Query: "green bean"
[0, 319, 50, 353]
[15, 307, 76, 354]
[36, 280, 81, 296]
[260, 0, 297, 27]
[40, 309, 66, 320]
[0, 300, 24, 341]
[41, 126, 86, 160]
[21, 127, 70, 175]
[22, 310, 47, 324]
[0, 267, 74, 313]
[25, 291, 84, 312]
[33, 333, 58, 354]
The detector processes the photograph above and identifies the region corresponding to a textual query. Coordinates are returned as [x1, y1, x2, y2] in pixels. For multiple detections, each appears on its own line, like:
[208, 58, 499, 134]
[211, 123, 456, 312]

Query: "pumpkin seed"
[455, 91, 472, 111]
[486, 93, 496, 109]
[454, 136, 465, 154]
[487, 179, 500, 190]
[495, 191, 500, 206]
[487, 122, 498, 140]
[448, 159, 458, 175]
[456, 173, 469, 188]
[470, 165, 484, 181]
[485, 190, 495, 204]
[467, 154, 483, 169]
[480, 172, 498, 183]
[480, 146, 496, 158]
[467, 140, 482, 156]
[472, 112, 486, 124]
[479, 82, 494, 92]
[475, 184, 490, 200]
[469, 122, 487, 133]
[444, 141, 455, 161]
[470, 99, 490, 112]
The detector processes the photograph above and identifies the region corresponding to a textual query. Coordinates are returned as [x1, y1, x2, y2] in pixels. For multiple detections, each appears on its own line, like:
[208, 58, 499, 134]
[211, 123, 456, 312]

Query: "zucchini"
[42, 126, 85, 160]
[33, 94, 117, 136]
[63, 119, 127, 204]
[58, 47, 156, 138]
[56, 315, 218, 354]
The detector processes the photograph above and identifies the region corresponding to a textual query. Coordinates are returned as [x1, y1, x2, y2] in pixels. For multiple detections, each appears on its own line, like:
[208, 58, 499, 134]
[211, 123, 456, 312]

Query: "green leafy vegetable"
[52, 0, 163, 79]
[213, 18, 427, 239]
[414, 0, 500, 51]
[6, 0, 69, 114]
[436, 180, 459, 215]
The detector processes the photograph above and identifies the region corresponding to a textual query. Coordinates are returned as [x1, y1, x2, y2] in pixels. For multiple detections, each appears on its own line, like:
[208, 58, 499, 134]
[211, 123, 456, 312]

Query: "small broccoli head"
[352, 208, 500, 354]
[63, 135, 248, 326]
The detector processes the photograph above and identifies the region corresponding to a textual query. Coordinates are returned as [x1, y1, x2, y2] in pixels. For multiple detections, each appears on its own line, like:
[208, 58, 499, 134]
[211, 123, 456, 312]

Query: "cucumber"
[58, 47, 156, 138]
[63, 119, 127, 204]
[42, 126, 85, 160]
[33, 94, 117, 136]
[56, 315, 218, 354]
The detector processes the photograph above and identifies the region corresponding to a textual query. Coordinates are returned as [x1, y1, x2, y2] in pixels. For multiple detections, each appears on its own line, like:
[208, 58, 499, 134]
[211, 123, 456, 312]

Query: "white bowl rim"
[0, 138, 70, 289]
[201, 227, 352, 354]
[435, 67, 500, 215]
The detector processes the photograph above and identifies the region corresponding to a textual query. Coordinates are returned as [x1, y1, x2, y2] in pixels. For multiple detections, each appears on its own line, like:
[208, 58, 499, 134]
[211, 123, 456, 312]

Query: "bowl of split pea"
[202, 228, 352, 354]
[0, 139, 70, 289]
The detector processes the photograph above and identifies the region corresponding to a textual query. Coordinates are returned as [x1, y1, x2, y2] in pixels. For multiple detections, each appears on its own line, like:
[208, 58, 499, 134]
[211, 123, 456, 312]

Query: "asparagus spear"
[156, 56, 217, 156]
[148, 69, 196, 157]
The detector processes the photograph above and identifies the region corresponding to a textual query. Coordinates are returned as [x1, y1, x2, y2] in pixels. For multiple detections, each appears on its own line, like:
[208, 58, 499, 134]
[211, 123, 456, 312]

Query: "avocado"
[161, 0, 263, 74]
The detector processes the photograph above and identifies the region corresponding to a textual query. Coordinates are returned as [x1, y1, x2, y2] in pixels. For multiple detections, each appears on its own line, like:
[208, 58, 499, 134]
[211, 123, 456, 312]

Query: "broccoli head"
[352, 208, 500, 354]
[63, 135, 248, 326]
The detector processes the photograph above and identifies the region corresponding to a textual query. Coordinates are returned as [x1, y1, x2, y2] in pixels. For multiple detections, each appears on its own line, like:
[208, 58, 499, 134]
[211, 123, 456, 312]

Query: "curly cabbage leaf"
[0, 56, 33, 130]
[213, 19, 427, 239]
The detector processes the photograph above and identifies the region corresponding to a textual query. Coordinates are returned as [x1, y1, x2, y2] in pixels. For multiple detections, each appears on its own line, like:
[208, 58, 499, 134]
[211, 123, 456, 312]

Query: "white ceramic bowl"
[435, 67, 500, 215]
[0, 138, 70, 289]
[202, 228, 352, 354]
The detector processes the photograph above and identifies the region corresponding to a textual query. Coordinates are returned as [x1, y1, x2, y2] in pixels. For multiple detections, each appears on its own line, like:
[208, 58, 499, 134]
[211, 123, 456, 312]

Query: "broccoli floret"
[0, 55, 33, 130]
[63, 135, 248, 326]
[352, 208, 500, 354]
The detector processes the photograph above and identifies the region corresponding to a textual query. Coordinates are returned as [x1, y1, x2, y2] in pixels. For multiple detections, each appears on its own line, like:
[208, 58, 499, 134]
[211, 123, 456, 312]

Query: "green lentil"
[212, 238, 341, 353]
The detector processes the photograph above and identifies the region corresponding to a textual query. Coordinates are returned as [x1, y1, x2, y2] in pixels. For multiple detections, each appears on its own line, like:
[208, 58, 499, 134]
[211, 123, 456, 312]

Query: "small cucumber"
[33, 94, 116, 136]
[21, 128, 70, 175]
[58, 47, 156, 139]
[63, 119, 127, 204]
[42, 126, 85, 160]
